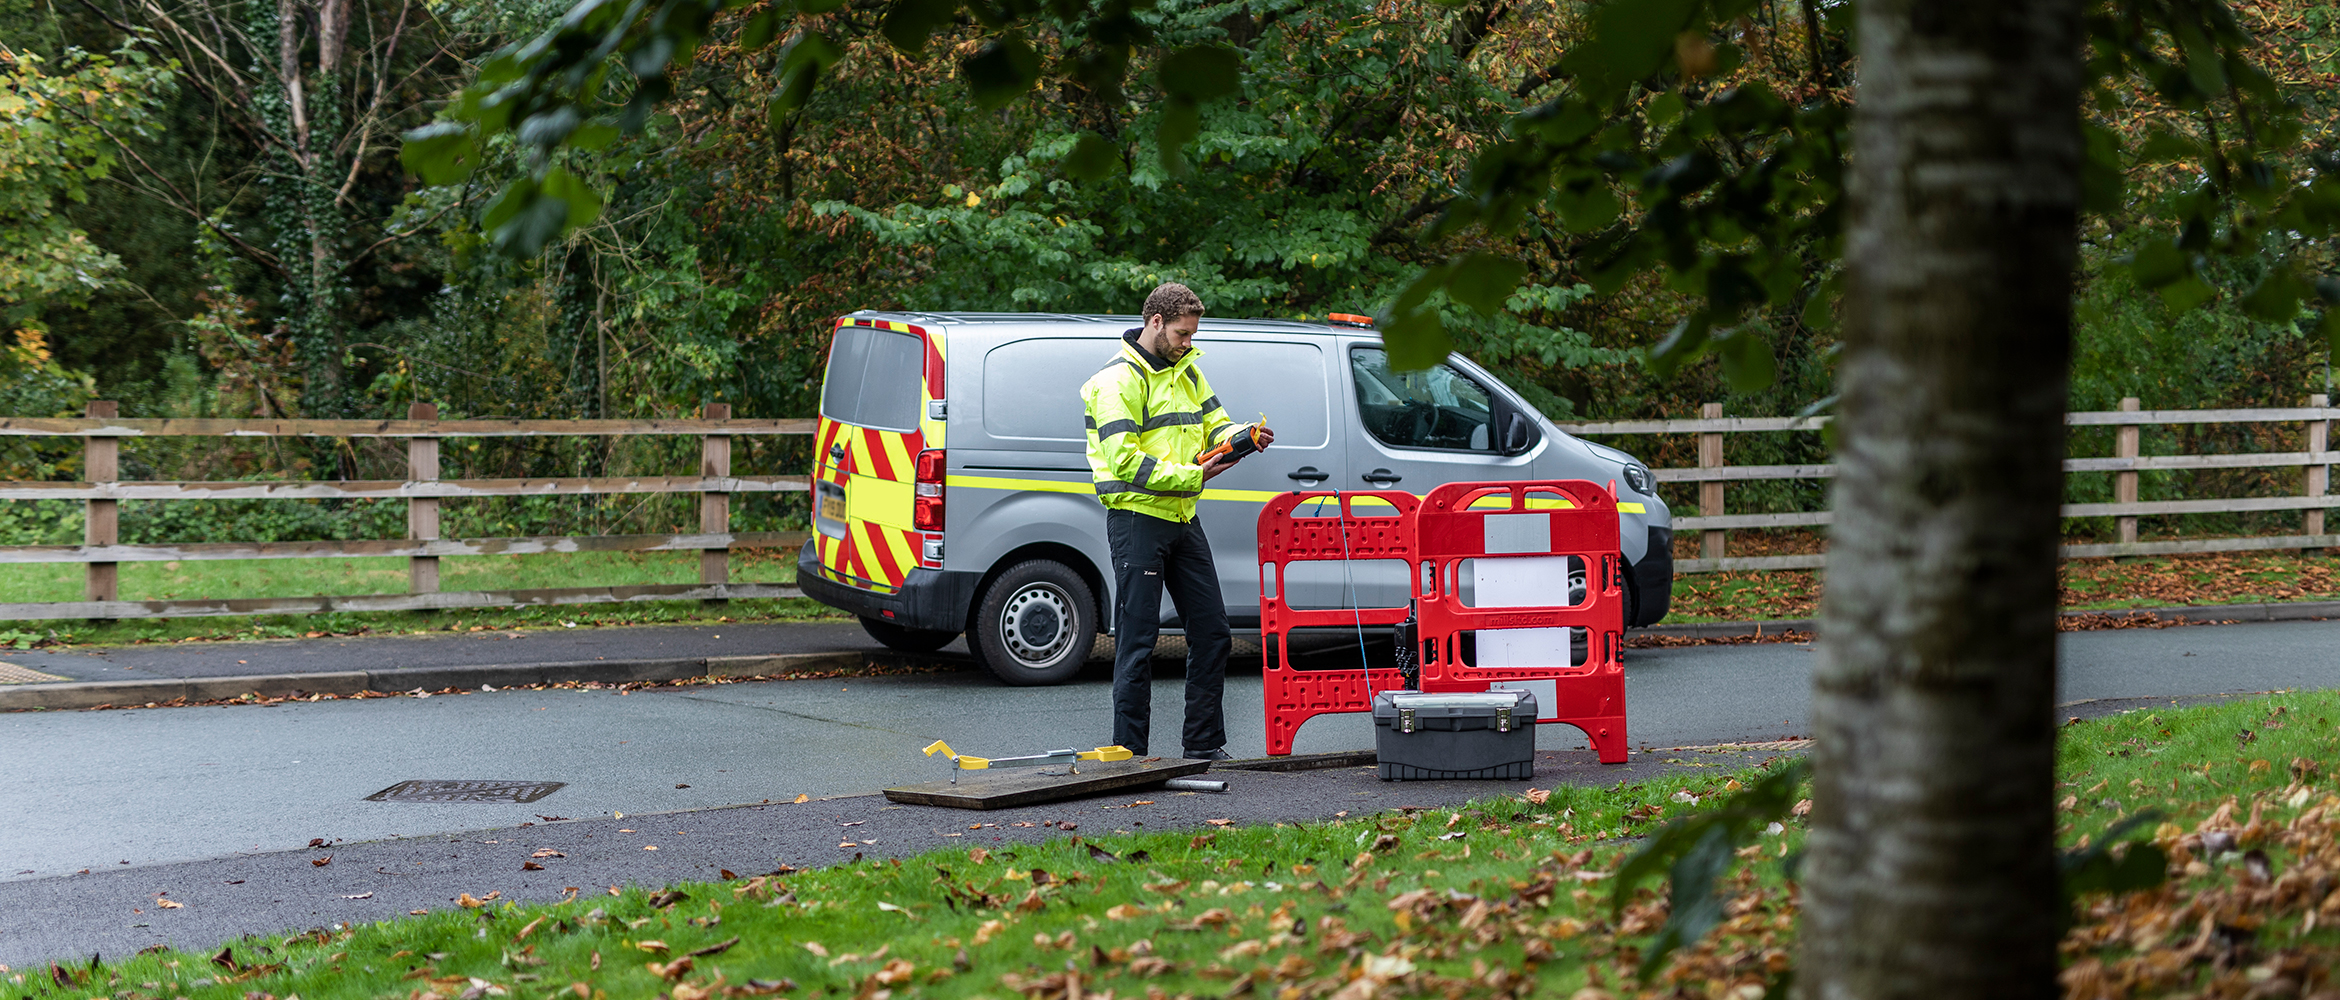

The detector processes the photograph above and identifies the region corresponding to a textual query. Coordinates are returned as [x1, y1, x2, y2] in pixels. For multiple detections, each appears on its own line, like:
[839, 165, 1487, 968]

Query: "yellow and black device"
[1197, 421, 1270, 466]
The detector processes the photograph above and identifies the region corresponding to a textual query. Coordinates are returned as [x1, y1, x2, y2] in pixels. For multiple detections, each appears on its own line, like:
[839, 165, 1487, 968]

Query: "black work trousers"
[1106, 508, 1229, 756]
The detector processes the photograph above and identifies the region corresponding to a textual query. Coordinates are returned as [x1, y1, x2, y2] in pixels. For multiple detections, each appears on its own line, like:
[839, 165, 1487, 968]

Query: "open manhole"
[365, 779, 567, 804]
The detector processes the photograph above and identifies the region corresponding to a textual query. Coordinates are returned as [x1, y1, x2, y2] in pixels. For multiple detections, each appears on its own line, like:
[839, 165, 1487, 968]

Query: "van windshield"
[822, 325, 924, 431]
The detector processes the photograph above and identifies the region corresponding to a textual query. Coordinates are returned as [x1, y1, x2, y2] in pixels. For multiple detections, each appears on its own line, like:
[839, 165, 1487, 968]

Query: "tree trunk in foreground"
[1802, 0, 2085, 997]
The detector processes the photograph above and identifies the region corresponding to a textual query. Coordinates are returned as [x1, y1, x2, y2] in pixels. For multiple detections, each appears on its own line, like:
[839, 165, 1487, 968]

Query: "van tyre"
[970, 560, 1096, 686]
[859, 616, 959, 653]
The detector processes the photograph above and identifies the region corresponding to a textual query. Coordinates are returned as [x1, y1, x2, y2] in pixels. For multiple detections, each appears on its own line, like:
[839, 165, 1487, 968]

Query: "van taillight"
[913, 449, 945, 531]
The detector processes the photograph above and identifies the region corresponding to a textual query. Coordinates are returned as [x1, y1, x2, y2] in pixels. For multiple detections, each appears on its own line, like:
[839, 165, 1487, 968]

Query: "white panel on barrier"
[1471, 554, 1574, 606]
[1481, 512, 1551, 554]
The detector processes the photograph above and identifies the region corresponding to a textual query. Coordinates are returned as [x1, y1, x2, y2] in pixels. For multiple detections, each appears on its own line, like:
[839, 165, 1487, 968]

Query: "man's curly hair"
[1141, 283, 1205, 324]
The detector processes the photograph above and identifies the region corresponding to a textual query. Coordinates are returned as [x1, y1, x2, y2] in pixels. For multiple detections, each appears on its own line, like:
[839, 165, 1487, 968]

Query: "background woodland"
[2, 0, 2335, 544]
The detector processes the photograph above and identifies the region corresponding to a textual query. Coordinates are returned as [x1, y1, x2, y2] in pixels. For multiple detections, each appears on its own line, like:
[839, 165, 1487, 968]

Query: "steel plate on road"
[365, 779, 567, 804]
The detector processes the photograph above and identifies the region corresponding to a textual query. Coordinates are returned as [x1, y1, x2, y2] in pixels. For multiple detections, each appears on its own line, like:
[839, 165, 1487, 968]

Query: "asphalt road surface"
[2, 617, 2336, 965]
[0, 620, 903, 682]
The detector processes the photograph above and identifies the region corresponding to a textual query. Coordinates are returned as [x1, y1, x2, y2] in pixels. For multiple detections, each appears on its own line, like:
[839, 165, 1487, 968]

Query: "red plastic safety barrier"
[1255, 490, 1419, 758]
[1255, 480, 1628, 763]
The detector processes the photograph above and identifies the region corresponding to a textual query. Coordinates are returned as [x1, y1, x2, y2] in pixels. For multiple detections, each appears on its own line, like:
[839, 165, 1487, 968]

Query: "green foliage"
[1422, 0, 2337, 390]
[0, 43, 175, 318]
[0, 497, 78, 544]
[2086, 0, 2340, 336]
[0, 328, 94, 478]
[116, 495, 406, 546]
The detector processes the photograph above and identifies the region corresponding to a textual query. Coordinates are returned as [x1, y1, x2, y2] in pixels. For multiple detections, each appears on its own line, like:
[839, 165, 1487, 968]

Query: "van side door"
[1191, 338, 1346, 626]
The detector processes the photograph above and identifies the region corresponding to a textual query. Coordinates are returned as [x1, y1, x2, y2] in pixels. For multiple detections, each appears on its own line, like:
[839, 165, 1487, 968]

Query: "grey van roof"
[843, 311, 1355, 335]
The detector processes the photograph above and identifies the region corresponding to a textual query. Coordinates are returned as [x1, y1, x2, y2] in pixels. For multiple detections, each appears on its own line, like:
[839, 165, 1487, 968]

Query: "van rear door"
[813, 319, 939, 592]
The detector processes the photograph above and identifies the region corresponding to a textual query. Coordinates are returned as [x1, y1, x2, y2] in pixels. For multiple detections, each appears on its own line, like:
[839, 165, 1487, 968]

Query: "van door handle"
[1361, 468, 1403, 485]
[1287, 466, 1328, 482]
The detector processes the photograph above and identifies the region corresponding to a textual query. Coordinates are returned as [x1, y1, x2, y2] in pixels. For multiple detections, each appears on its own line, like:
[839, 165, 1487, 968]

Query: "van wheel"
[970, 560, 1096, 686]
[859, 616, 959, 653]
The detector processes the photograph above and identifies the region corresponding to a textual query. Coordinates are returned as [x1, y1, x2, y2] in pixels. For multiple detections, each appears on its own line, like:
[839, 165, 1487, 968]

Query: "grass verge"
[1664, 549, 2340, 624]
[0, 548, 845, 648]
[26, 691, 2340, 999]
[9, 762, 1794, 1000]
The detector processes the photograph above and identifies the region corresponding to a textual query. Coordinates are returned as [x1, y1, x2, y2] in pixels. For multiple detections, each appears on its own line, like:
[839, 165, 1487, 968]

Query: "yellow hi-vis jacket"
[1080, 331, 1238, 523]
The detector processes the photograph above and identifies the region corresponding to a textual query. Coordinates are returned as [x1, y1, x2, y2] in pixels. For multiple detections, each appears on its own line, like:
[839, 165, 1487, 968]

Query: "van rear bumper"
[796, 541, 982, 634]
[1628, 526, 1673, 627]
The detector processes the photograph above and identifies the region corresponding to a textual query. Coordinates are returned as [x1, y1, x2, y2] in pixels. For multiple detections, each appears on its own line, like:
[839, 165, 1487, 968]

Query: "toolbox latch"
[1399, 707, 1416, 734]
[1497, 706, 1512, 733]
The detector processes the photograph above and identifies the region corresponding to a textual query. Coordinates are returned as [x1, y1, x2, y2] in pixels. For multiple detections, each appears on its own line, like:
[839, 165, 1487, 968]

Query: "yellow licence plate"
[820, 492, 847, 523]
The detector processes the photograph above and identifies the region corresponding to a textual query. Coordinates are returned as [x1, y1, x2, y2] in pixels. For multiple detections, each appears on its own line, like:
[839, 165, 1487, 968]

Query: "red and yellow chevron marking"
[812, 316, 945, 591]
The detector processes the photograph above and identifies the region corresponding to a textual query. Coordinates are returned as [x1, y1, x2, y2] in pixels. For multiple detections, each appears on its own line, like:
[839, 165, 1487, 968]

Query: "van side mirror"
[1501, 412, 1535, 455]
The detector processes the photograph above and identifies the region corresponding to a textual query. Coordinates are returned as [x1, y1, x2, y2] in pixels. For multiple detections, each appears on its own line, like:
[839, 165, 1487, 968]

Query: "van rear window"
[822, 325, 925, 431]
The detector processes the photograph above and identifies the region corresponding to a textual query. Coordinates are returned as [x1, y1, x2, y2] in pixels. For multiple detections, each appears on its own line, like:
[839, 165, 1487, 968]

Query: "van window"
[982, 338, 1112, 440]
[821, 325, 925, 432]
[1194, 341, 1328, 449]
[1349, 347, 1496, 452]
[984, 338, 1331, 446]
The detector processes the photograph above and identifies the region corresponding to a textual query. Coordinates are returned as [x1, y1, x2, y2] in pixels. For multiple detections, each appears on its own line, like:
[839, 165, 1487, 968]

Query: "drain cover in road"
[365, 779, 567, 804]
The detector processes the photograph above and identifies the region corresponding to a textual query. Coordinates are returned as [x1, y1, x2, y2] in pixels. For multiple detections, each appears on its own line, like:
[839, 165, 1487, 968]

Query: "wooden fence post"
[408, 401, 440, 595]
[84, 400, 118, 605]
[2116, 397, 2141, 548]
[2308, 393, 2329, 553]
[1699, 402, 1726, 561]
[701, 402, 731, 602]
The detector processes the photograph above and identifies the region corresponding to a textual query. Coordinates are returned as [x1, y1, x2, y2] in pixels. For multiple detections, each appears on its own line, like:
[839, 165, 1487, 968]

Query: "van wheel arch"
[968, 542, 1110, 650]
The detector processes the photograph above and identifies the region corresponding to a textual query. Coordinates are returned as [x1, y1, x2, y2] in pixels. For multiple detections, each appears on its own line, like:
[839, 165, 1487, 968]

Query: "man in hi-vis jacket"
[1079, 283, 1273, 760]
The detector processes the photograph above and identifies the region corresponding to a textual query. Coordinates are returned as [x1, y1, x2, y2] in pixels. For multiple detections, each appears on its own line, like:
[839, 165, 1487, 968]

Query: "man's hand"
[1200, 453, 1239, 482]
[1256, 426, 1276, 449]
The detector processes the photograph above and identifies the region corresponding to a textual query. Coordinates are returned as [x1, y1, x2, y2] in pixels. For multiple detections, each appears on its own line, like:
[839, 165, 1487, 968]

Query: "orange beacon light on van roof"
[1326, 313, 1376, 328]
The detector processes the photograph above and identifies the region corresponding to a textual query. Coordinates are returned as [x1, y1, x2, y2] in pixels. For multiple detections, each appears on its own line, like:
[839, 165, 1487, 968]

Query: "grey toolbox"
[1370, 689, 1537, 781]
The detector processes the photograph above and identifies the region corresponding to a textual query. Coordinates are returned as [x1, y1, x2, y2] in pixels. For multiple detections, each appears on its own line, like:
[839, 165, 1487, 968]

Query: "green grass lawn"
[33, 689, 2340, 999]
[0, 550, 803, 603]
[0, 549, 842, 647]
[1661, 549, 2340, 624]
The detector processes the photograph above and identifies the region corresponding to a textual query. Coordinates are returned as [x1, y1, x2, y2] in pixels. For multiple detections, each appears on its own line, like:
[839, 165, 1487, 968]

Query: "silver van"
[796, 312, 1674, 685]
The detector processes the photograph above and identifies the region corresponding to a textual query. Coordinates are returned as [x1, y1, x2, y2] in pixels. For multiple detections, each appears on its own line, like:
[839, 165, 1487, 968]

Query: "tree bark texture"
[1802, 0, 2084, 997]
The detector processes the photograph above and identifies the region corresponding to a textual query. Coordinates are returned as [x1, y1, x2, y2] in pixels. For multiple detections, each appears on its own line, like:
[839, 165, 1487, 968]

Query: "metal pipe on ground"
[1164, 778, 1228, 793]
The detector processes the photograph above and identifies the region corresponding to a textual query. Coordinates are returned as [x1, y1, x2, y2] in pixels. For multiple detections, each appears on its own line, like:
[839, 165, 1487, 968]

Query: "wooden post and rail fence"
[0, 401, 811, 620]
[1556, 395, 2337, 574]
[0, 397, 2331, 620]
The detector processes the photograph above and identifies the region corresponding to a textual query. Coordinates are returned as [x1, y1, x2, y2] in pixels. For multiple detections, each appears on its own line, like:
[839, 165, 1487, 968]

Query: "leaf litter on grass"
[55, 694, 2340, 1000]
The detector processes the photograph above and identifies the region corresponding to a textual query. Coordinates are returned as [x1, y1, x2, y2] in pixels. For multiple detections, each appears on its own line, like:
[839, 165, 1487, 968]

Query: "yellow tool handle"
[925, 740, 1127, 769]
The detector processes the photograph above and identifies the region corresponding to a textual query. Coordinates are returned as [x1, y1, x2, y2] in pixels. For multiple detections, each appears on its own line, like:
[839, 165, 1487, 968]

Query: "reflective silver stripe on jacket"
[1085, 414, 1141, 438]
[1094, 480, 1201, 499]
[1140, 411, 1209, 431]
